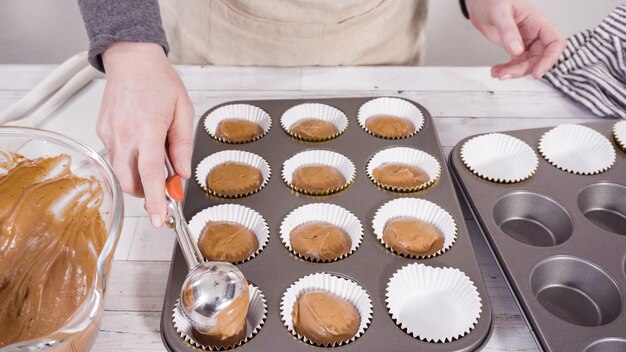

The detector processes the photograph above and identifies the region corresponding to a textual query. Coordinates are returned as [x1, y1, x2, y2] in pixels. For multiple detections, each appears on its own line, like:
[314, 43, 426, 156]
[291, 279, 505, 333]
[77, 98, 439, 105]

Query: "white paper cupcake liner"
[386, 263, 482, 343]
[613, 120, 626, 152]
[279, 203, 363, 262]
[282, 150, 355, 195]
[367, 147, 441, 192]
[280, 103, 348, 142]
[280, 273, 373, 347]
[195, 150, 271, 198]
[188, 204, 269, 264]
[460, 133, 539, 183]
[538, 124, 616, 175]
[204, 104, 272, 144]
[372, 198, 457, 259]
[173, 284, 267, 351]
[357, 97, 424, 139]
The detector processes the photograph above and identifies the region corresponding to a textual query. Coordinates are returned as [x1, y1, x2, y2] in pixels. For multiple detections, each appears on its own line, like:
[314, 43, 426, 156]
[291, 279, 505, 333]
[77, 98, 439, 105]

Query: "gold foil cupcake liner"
[613, 120, 626, 152]
[538, 124, 616, 175]
[172, 284, 267, 351]
[195, 150, 271, 198]
[372, 198, 457, 259]
[188, 204, 270, 264]
[279, 203, 364, 262]
[203, 104, 272, 144]
[281, 150, 355, 196]
[460, 133, 539, 183]
[357, 97, 425, 139]
[280, 103, 348, 142]
[280, 272, 373, 347]
[366, 147, 441, 192]
[386, 263, 482, 343]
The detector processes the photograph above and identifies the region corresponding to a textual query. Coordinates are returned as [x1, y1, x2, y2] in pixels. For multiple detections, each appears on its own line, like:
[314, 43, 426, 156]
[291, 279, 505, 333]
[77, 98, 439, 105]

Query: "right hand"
[99, 42, 194, 228]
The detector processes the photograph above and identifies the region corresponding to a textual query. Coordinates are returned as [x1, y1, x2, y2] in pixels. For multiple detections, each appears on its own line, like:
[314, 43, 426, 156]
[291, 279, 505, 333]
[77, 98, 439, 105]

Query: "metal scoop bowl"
[163, 155, 246, 334]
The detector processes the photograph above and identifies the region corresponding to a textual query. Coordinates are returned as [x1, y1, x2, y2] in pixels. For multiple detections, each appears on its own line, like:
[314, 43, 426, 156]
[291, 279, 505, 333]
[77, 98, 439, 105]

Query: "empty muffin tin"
[449, 121, 626, 352]
[160, 97, 493, 351]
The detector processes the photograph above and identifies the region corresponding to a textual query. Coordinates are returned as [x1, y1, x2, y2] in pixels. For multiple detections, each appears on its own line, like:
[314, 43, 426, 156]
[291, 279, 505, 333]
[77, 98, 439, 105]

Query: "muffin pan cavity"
[578, 183, 626, 236]
[161, 97, 493, 352]
[451, 121, 626, 352]
[584, 338, 626, 352]
[493, 192, 573, 247]
[530, 256, 621, 326]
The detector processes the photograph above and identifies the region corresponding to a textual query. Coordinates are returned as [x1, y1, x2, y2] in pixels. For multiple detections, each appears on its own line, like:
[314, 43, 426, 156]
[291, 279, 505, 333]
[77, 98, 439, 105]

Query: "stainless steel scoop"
[163, 155, 246, 334]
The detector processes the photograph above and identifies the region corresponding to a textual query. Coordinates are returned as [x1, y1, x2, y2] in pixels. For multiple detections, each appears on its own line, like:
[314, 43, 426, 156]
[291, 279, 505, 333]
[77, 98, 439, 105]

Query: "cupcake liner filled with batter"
[386, 263, 482, 343]
[613, 120, 626, 152]
[188, 204, 270, 264]
[357, 97, 424, 139]
[280, 273, 373, 347]
[204, 104, 272, 144]
[460, 133, 539, 183]
[173, 284, 267, 351]
[282, 150, 355, 196]
[279, 203, 363, 262]
[280, 103, 348, 142]
[367, 147, 441, 192]
[195, 150, 271, 198]
[372, 198, 457, 259]
[538, 124, 616, 175]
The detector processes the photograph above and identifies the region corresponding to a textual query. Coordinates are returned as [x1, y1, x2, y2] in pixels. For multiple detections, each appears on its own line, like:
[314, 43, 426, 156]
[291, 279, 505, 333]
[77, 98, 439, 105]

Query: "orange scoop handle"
[166, 175, 184, 202]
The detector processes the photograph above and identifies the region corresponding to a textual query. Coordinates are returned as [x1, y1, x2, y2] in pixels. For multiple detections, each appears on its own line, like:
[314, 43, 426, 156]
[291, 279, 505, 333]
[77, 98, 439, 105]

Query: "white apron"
[159, 0, 428, 66]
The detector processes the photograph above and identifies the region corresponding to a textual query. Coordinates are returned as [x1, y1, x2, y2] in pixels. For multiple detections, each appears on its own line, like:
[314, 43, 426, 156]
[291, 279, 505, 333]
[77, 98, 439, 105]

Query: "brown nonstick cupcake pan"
[449, 121, 626, 352]
[161, 97, 494, 351]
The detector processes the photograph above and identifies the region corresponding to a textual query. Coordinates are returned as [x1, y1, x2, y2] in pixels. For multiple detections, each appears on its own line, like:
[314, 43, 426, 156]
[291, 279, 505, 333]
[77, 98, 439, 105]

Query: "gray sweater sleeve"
[77, 0, 169, 72]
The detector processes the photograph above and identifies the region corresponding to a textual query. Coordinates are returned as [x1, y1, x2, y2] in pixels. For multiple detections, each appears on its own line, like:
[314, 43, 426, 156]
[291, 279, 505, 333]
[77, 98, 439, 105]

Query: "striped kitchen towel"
[543, 4, 626, 119]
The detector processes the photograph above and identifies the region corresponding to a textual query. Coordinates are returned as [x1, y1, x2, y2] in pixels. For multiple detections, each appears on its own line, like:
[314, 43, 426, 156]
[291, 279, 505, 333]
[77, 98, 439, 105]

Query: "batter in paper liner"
[365, 115, 415, 138]
[215, 119, 263, 143]
[0, 154, 107, 347]
[383, 217, 444, 256]
[198, 221, 258, 262]
[289, 222, 351, 261]
[289, 118, 339, 140]
[292, 290, 360, 345]
[190, 280, 250, 347]
[291, 165, 346, 193]
[372, 162, 429, 189]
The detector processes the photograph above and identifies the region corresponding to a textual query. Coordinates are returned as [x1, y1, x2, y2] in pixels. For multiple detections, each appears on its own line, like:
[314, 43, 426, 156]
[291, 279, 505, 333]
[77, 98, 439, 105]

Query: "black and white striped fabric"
[543, 4, 626, 119]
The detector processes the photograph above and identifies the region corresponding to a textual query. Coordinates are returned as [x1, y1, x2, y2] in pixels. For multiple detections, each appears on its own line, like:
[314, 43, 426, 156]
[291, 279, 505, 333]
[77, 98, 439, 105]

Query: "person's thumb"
[168, 94, 194, 179]
[492, 7, 525, 56]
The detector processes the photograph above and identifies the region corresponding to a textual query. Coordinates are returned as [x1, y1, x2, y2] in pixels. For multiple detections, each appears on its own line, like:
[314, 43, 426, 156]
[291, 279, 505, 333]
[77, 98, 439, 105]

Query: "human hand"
[99, 42, 194, 227]
[465, 0, 566, 79]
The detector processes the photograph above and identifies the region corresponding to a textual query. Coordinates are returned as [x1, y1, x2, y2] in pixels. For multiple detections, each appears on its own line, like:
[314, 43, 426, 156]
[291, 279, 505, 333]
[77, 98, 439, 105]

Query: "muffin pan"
[449, 121, 626, 352]
[161, 97, 493, 351]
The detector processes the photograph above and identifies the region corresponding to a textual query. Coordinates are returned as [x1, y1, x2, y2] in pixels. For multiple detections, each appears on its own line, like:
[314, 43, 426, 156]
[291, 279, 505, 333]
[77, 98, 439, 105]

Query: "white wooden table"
[0, 65, 599, 351]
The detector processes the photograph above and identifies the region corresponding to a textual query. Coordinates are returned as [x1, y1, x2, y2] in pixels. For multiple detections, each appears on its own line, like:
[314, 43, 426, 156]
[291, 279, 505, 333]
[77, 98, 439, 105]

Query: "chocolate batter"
[0, 154, 107, 347]
[191, 280, 250, 347]
[289, 118, 339, 141]
[215, 119, 263, 143]
[207, 162, 263, 196]
[290, 222, 351, 261]
[365, 115, 415, 138]
[383, 217, 444, 256]
[292, 290, 360, 345]
[291, 165, 346, 194]
[198, 221, 259, 262]
[372, 162, 429, 189]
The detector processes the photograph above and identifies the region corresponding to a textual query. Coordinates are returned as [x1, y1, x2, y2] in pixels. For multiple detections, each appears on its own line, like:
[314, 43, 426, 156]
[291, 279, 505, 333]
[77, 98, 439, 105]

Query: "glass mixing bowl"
[0, 127, 123, 351]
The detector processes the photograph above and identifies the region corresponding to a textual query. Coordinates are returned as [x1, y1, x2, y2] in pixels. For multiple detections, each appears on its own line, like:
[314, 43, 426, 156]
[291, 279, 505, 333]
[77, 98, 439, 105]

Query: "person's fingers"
[138, 137, 167, 228]
[168, 94, 194, 179]
[492, 57, 534, 79]
[491, 6, 525, 56]
[531, 31, 566, 79]
[111, 148, 144, 197]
